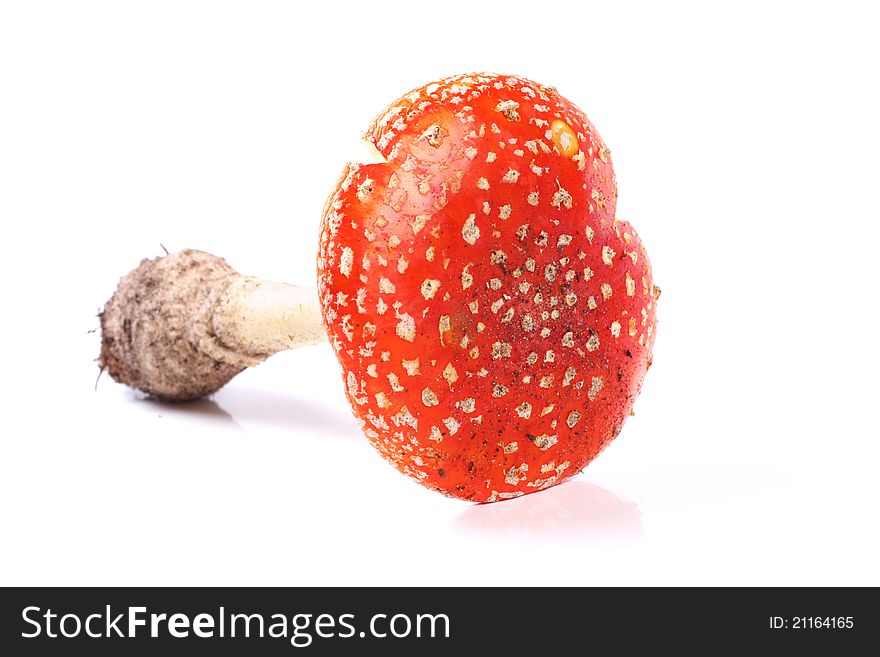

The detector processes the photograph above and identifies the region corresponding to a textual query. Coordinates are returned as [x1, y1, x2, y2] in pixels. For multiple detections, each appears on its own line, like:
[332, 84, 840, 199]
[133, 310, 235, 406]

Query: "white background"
[1, 1, 878, 586]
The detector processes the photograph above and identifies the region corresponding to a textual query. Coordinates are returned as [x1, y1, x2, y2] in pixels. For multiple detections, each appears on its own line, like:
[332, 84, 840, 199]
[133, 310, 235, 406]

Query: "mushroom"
[100, 73, 659, 502]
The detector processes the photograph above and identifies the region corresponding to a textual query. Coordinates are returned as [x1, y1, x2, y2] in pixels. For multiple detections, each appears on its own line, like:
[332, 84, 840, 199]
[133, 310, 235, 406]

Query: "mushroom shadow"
[134, 396, 242, 429]
[212, 387, 362, 440]
[453, 479, 645, 544]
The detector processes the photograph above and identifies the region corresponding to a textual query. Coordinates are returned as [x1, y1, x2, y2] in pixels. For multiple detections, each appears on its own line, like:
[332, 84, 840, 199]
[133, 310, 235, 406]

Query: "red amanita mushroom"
[318, 73, 658, 502]
[99, 73, 657, 502]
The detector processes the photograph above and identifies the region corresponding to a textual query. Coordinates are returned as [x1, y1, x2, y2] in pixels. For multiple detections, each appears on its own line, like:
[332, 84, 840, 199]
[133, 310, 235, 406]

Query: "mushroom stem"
[213, 277, 325, 359]
[99, 249, 325, 401]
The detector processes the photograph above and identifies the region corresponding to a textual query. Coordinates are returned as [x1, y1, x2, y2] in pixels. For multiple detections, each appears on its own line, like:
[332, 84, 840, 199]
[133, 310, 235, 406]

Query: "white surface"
[1, 1, 878, 586]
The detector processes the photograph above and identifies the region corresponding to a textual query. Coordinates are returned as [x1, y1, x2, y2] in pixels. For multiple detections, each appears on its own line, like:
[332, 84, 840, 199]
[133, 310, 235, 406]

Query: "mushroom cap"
[318, 73, 657, 502]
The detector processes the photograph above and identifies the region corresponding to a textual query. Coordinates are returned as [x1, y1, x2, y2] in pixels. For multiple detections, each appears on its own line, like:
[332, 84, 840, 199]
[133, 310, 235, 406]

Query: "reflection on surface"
[454, 480, 644, 543]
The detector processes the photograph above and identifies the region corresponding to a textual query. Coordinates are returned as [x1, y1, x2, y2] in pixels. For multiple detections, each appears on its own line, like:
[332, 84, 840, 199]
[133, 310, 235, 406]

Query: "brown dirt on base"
[99, 249, 246, 401]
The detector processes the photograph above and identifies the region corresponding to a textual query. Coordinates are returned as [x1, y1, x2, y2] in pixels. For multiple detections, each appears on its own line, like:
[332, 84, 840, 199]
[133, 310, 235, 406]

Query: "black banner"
[0, 587, 873, 654]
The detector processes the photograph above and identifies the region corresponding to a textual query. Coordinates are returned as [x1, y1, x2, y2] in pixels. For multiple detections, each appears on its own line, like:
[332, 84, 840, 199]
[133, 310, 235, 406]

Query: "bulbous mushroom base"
[99, 249, 325, 401]
[99, 250, 247, 401]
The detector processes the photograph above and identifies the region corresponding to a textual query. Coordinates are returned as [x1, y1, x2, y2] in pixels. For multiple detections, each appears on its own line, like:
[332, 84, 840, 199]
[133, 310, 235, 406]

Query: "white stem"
[213, 277, 326, 359]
